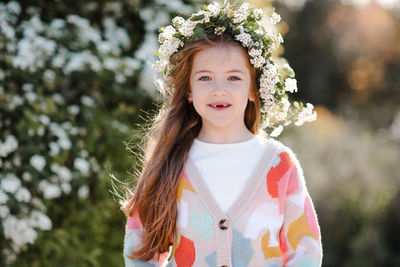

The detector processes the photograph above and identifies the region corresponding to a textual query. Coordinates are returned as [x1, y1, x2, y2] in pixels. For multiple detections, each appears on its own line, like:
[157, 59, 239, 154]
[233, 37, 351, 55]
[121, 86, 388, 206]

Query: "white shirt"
[188, 134, 268, 213]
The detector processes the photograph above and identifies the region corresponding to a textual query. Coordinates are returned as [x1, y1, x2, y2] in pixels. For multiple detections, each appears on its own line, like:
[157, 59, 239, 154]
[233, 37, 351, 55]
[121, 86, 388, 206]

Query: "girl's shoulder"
[257, 132, 301, 165]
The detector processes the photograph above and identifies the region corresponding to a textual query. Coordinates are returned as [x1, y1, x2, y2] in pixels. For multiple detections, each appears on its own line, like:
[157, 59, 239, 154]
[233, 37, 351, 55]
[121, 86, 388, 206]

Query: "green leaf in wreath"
[190, 14, 205, 21]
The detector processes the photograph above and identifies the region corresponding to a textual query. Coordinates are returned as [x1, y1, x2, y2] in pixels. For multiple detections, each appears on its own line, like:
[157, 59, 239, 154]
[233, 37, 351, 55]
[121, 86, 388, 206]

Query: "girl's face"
[189, 44, 255, 141]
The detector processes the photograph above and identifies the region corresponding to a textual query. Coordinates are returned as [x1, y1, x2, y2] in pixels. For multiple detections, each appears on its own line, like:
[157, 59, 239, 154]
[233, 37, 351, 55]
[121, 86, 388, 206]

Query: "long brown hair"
[122, 32, 261, 261]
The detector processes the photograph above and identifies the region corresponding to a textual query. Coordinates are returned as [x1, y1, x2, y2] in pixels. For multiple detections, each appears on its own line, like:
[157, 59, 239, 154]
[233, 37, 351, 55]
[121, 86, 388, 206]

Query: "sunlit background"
[0, 0, 399, 266]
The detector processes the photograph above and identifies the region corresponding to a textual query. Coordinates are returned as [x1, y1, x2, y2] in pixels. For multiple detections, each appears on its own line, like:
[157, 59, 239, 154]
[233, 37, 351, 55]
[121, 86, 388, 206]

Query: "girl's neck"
[196, 127, 255, 144]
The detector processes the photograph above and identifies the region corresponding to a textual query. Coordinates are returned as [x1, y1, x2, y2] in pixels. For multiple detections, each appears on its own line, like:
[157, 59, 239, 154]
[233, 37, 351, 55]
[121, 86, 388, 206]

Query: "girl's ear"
[187, 91, 192, 103]
[248, 90, 255, 102]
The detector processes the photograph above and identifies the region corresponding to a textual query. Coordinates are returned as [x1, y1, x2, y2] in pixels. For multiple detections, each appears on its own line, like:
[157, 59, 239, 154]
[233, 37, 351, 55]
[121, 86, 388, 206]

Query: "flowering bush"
[0, 0, 152, 265]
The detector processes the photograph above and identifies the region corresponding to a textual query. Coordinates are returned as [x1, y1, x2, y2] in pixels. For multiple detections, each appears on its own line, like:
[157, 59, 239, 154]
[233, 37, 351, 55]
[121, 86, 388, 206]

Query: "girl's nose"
[212, 79, 228, 96]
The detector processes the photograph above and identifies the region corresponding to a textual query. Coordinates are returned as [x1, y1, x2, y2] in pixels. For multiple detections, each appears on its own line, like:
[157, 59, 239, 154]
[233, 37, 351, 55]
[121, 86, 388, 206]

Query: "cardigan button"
[219, 219, 229, 230]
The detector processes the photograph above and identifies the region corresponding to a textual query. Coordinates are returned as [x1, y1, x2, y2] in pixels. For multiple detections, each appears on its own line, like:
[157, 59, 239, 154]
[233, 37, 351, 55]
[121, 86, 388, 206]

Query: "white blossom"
[207, 2, 221, 17]
[29, 210, 52, 231]
[233, 2, 249, 24]
[81, 95, 95, 107]
[38, 114, 50, 125]
[64, 51, 102, 74]
[61, 182, 72, 194]
[0, 205, 10, 218]
[295, 103, 318, 126]
[67, 105, 80, 116]
[285, 78, 298, 93]
[22, 172, 32, 182]
[178, 20, 196, 37]
[214, 26, 226, 35]
[38, 180, 62, 199]
[269, 12, 281, 25]
[67, 15, 101, 45]
[30, 155, 46, 171]
[249, 48, 262, 58]
[270, 125, 283, 137]
[0, 190, 8, 204]
[3, 216, 38, 252]
[7, 1, 21, 15]
[0, 135, 18, 157]
[253, 8, 263, 20]
[158, 25, 176, 43]
[250, 56, 266, 68]
[1, 174, 21, 193]
[51, 163, 72, 182]
[172, 16, 185, 25]
[49, 142, 60, 156]
[15, 187, 31, 202]
[78, 185, 89, 199]
[49, 123, 71, 150]
[235, 32, 252, 47]
[74, 157, 90, 175]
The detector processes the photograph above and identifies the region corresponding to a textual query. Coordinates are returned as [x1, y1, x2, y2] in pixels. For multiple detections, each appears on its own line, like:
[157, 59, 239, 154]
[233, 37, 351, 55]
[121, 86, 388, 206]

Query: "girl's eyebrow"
[193, 69, 245, 75]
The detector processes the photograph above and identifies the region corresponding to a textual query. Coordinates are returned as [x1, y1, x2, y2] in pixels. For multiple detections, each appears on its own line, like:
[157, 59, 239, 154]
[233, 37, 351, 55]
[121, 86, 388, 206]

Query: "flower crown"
[153, 1, 317, 137]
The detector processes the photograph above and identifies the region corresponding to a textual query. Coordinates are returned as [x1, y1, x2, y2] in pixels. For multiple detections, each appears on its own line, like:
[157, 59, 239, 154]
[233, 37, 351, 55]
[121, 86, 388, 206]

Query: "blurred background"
[0, 0, 399, 266]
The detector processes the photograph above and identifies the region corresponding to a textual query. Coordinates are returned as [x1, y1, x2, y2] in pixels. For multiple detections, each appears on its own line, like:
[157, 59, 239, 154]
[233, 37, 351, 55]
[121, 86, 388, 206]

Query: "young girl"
[122, 2, 322, 266]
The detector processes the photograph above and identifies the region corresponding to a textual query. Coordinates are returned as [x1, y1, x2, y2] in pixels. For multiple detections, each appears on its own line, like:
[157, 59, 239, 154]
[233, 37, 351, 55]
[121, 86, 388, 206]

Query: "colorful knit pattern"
[124, 142, 322, 267]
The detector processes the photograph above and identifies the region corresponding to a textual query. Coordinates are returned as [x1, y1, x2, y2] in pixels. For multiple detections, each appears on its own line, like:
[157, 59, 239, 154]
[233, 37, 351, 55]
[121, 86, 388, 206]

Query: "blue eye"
[199, 76, 211, 81]
[229, 76, 241, 81]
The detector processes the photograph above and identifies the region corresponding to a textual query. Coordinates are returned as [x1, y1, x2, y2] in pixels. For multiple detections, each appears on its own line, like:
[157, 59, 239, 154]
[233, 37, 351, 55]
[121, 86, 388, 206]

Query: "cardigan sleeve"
[123, 210, 169, 267]
[279, 149, 323, 267]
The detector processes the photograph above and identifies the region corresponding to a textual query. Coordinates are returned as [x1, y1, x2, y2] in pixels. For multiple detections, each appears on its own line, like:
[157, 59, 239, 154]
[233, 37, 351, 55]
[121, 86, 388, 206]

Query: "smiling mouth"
[208, 104, 231, 108]
[208, 104, 231, 110]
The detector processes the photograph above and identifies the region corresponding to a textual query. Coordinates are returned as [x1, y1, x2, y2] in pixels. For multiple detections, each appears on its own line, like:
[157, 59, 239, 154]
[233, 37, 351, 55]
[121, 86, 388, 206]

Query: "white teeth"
[210, 104, 229, 107]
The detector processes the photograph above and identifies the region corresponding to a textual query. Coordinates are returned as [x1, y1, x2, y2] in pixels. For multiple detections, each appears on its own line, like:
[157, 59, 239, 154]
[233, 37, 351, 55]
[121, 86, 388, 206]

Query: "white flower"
[178, 20, 196, 37]
[159, 37, 184, 57]
[30, 155, 46, 171]
[52, 93, 65, 104]
[1, 174, 21, 193]
[74, 157, 90, 175]
[22, 83, 33, 92]
[61, 182, 72, 194]
[78, 185, 90, 199]
[249, 48, 262, 58]
[15, 187, 31, 202]
[235, 32, 252, 47]
[0, 190, 9, 204]
[233, 2, 249, 24]
[22, 172, 32, 182]
[214, 26, 226, 35]
[51, 163, 72, 182]
[0, 205, 10, 218]
[172, 16, 185, 25]
[3, 216, 38, 252]
[269, 12, 281, 25]
[29, 210, 52, 231]
[67, 105, 80, 116]
[38, 180, 62, 199]
[250, 56, 266, 68]
[207, 2, 221, 17]
[7, 1, 21, 15]
[253, 8, 263, 20]
[38, 114, 50, 125]
[295, 103, 317, 126]
[49, 142, 60, 156]
[285, 78, 298, 93]
[0, 135, 18, 157]
[270, 125, 283, 137]
[158, 25, 176, 43]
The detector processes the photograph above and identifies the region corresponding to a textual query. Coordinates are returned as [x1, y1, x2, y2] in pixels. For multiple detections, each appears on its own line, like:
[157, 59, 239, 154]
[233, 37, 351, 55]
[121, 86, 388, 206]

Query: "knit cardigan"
[123, 139, 323, 267]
